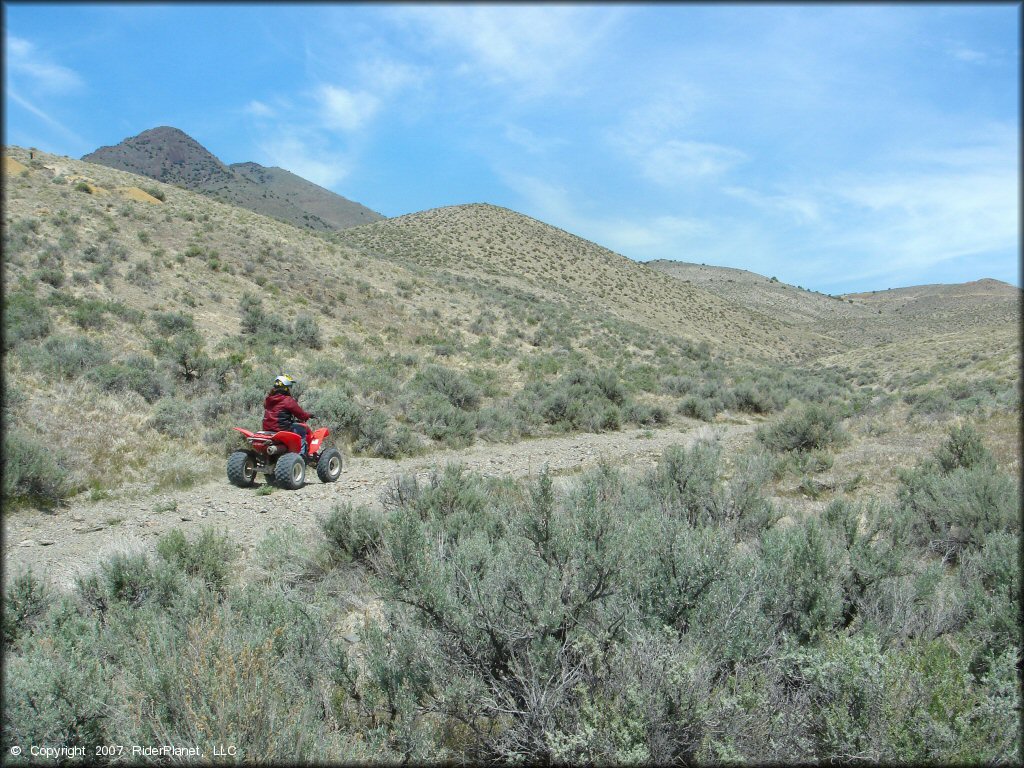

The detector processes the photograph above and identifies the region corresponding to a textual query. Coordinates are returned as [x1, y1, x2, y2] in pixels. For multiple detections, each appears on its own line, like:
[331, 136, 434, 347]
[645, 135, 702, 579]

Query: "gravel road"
[3, 422, 757, 590]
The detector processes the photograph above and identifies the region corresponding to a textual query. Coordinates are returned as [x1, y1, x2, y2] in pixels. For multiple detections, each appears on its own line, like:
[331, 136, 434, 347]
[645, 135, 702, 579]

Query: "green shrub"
[26, 333, 111, 379]
[352, 464, 636, 761]
[293, 312, 323, 349]
[2, 570, 51, 646]
[757, 403, 847, 453]
[897, 463, 1017, 558]
[413, 394, 477, 447]
[2, 290, 52, 349]
[355, 410, 421, 458]
[677, 395, 719, 422]
[76, 552, 180, 612]
[821, 499, 907, 631]
[70, 299, 111, 330]
[894, 423, 1018, 560]
[623, 401, 669, 426]
[648, 440, 722, 526]
[321, 503, 383, 564]
[760, 515, 844, 644]
[730, 381, 779, 414]
[4, 623, 112, 752]
[239, 291, 288, 337]
[413, 364, 482, 410]
[152, 310, 195, 336]
[957, 531, 1021, 676]
[147, 397, 197, 438]
[156, 528, 237, 593]
[935, 423, 994, 473]
[150, 328, 211, 383]
[2, 428, 75, 507]
[661, 375, 697, 396]
[905, 388, 954, 416]
[86, 360, 166, 402]
[522, 368, 632, 433]
[303, 385, 362, 431]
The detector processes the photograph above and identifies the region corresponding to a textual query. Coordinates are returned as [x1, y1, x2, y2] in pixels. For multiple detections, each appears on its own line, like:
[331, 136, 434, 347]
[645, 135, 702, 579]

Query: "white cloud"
[948, 44, 988, 63]
[6, 35, 83, 92]
[608, 87, 746, 185]
[642, 141, 747, 184]
[256, 133, 351, 188]
[503, 124, 567, 155]
[616, 87, 703, 147]
[356, 57, 426, 93]
[725, 186, 822, 224]
[392, 5, 625, 95]
[6, 86, 87, 148]
[500, 171, 710, 258]
[835, 168, 1017, 266]
[245, 100, 275, 117]
[317, 84, 380, 133]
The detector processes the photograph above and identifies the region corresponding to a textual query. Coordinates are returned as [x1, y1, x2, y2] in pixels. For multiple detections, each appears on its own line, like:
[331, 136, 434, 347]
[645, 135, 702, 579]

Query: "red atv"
[227, 423, 343, 490]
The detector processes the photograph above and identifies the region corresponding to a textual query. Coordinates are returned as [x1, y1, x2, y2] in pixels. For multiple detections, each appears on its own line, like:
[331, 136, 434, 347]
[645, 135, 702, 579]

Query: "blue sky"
[4, 2, 1019, 294]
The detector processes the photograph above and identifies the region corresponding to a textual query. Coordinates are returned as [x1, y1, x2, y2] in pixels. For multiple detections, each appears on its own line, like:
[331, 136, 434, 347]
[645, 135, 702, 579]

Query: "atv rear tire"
[227, 451, 257, 487]
[275, 453, 306, 490]
[316, 448, 343, 483]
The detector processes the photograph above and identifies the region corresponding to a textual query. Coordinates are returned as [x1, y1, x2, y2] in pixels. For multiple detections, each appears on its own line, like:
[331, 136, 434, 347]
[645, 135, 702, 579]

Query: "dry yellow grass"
[116, 186, 163, 204]
[4, 156, 29, 175]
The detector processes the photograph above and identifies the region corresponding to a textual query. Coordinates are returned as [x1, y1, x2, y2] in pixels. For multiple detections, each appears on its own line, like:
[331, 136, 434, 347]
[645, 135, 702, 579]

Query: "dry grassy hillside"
[338, 205, 843, 363]
[6, 146, 857, 505]
[645, 259, 1021, 351]
[3, 145, 1018, 512]
[645, 258, 873, 328]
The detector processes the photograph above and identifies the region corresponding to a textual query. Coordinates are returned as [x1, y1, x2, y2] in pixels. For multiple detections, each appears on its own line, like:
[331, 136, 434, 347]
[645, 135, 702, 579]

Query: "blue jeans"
[289, 424, 310, 457]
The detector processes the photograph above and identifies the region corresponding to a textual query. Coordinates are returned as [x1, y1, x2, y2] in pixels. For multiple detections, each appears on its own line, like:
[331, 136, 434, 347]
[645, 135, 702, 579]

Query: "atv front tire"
[227, 451, 257, 487]
[316, 448, 343, 483]
[275, 453, 306, 490]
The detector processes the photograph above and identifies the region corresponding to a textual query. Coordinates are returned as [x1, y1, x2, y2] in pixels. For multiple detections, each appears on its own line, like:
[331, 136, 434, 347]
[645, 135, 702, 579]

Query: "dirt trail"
[4, 422, 757, 590]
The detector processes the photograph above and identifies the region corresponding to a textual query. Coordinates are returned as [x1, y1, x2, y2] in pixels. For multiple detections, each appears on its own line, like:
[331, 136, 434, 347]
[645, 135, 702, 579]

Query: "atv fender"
[271, 430, 303, 454]
[308, 427, 330, 457]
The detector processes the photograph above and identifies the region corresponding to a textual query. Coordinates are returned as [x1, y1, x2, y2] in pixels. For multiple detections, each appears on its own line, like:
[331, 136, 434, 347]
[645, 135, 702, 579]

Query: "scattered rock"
[38, 539, 56, 546]
[18, 540, 36, 547]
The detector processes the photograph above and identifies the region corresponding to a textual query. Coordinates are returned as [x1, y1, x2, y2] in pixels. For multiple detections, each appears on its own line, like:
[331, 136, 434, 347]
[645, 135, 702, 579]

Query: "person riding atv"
[263, 374, 313, 458]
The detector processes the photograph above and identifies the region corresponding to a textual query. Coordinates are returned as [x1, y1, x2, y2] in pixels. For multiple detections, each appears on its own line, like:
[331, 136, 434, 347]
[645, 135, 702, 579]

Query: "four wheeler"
[227, 422, 343, 490]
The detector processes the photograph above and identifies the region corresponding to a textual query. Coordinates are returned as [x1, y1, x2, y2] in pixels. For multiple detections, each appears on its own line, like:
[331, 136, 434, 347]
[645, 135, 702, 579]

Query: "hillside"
[646, 258, 1020, 386]
[3, 144, 1019, 512]
[644, 259, 872, 327]
[337, 205, 842, 363]
[4, 144, 1020, 765]
[81, 126, 383, 232]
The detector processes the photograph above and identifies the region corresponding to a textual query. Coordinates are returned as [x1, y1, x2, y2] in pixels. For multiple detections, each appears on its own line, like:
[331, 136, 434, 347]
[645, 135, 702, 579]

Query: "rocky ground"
[4, 422, 759, 591]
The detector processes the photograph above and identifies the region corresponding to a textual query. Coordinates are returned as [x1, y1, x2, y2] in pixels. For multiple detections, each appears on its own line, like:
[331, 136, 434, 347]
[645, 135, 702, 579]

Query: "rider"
[262, 374, 313, 458]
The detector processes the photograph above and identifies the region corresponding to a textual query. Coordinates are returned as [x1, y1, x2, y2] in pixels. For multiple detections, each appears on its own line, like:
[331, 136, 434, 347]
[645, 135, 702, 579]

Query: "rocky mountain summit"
[82, 126, 383, 232]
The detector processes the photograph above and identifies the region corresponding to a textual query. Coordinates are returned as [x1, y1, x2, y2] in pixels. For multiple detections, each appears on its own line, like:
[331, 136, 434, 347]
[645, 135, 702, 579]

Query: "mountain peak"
[83, 126, 232, 188]
[81, 126, 383, 231]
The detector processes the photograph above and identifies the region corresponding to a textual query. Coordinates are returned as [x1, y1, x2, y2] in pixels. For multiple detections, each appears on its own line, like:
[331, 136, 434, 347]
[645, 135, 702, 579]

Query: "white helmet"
[273, 374, 296, 391]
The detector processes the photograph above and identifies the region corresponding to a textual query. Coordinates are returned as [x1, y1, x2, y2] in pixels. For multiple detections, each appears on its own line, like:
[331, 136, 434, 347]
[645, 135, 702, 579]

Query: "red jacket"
[262, 392, 311, 432]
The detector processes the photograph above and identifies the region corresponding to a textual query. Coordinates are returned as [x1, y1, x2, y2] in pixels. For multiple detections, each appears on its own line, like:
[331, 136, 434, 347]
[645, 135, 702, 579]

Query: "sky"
[4, 2, 1020, 294]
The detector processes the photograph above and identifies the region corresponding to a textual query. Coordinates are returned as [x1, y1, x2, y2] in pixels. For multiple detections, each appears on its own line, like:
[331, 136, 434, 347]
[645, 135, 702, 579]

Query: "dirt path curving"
[3, 422, 758, 590]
